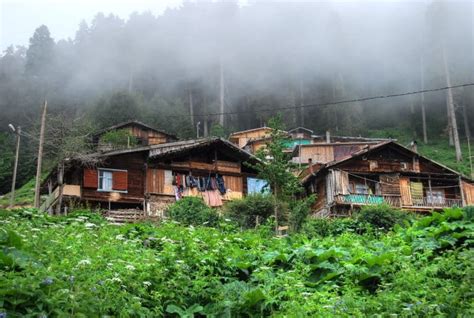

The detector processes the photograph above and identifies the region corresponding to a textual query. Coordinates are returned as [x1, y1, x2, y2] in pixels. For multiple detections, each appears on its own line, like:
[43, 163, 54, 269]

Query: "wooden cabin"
[92, 120, 178, 151]
[302, 141, 474, 217]
[41, 138, 263, 216]
[229, 127, 274, 149]
[288, 127, 314, 140]
[291, 142, 385, 164]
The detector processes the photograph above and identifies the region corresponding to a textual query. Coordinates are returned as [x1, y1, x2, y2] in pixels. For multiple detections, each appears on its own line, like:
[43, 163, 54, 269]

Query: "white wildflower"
[176, 260, 184, 264]
[84, 222, 96, 228]
[77, 259, 91, 266]
[115, 234, 125, 240]
[125, 264, 136, 271]
[111, 277, 122, 283]
[143, 281, 152, 287]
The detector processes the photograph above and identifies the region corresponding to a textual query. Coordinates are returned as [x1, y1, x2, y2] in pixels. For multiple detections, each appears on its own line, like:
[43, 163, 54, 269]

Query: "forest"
[0, 0, 473, 194]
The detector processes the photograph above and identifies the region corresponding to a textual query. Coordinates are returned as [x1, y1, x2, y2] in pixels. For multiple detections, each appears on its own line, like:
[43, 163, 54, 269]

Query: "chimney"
[326, 130, 331, 143]
[410, 140, 418, 153]
[308, 158, 314, 174]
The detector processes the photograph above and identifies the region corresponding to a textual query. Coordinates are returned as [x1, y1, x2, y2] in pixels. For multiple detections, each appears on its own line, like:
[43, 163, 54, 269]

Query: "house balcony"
[334, 194, 462, 209]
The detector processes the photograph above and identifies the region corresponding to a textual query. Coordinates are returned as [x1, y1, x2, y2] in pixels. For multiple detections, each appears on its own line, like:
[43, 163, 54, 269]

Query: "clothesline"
[343, 171, 462, 190]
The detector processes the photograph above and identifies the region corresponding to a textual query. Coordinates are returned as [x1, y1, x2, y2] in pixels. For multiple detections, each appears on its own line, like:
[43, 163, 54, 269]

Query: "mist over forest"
[0, 0, 473, 192]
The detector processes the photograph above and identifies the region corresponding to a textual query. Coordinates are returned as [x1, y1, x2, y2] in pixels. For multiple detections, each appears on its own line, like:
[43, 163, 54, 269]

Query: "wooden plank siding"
[463, 181, 474, 205]
[81, 152, 147, 204]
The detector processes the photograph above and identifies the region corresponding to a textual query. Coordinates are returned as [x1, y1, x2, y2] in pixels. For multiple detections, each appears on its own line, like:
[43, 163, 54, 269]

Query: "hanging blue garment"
[216, 174, 226, 195]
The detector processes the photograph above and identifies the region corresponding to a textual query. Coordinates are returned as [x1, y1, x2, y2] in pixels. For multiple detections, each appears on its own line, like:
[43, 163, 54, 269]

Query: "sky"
[0, 0, 420, 51]
[0, 0, 184, 50]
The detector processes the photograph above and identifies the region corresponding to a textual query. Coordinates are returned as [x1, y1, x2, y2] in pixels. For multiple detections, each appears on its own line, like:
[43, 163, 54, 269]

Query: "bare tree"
[443, 46, 462, 162]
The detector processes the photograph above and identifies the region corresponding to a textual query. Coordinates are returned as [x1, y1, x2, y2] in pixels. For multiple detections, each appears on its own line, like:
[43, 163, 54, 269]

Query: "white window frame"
[97, 168, 128, 193]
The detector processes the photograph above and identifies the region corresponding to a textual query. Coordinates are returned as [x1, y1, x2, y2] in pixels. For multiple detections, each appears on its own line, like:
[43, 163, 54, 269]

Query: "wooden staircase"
[105, 209, 146, 225]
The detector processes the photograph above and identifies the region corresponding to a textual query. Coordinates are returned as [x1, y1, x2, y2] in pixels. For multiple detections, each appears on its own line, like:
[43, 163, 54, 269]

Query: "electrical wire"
[166, 82, 474, 118]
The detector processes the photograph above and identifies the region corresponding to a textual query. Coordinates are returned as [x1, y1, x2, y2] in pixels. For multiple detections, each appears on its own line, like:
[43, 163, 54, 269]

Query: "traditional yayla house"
[41, 121, 265, 219]
[300, 140, 474, 217]
[231, 126, 474, 216]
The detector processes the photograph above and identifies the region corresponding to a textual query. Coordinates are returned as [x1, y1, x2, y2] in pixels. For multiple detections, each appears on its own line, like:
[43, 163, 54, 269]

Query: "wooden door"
[399, 177, 412, 206]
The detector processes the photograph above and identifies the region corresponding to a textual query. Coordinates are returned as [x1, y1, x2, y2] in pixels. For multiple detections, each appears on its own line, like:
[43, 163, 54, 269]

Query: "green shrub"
[288, 195, 315, 232]
[302, 217, 365, 237]
[463, 205, 474, 221]
[167, 197, 219, 227]
[100, 129, 138, 148]
[225, 194, 275, 229]
[356, 204, 411, 231]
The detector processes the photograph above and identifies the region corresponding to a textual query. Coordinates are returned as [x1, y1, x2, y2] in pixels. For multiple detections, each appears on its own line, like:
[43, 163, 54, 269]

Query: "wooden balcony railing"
[410, 197, 462, 208]
[334, 194, 462, 209]
[334, 194, 401, 207]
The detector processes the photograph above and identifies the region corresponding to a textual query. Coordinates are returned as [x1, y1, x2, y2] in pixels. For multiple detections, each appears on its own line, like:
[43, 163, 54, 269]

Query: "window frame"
[97, 168, 128, 193]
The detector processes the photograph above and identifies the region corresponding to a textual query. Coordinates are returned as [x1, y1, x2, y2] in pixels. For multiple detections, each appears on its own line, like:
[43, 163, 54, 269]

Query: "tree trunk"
[299, 79, 304, 127]
[219, 60, 225, 127]
[203, 119, 208, 137]
[34, 100, 47, 208]
[420, 55, 428, 143]
[443, 46, 462, 162]
[462, 87, 471, 140]
[273, 183, 279, 235]
[128, 64, 134, 93]
[188, 88, 194, 127]
[55, 163, 64, 215]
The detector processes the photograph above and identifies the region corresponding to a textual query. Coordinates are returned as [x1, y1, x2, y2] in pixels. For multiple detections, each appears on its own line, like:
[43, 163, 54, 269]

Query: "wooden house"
[91, 120, 178, 151]
[291, 141, 386, 165]
[41, 138, 263, 216]
[301, 141, 474, 217]
[229, 127, 274, 148]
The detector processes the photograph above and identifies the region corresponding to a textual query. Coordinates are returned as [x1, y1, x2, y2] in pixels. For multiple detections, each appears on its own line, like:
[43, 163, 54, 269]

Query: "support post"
[9, 126, 21, 208]
[459, 176, 466, 207]
[34, 100, 47, 208]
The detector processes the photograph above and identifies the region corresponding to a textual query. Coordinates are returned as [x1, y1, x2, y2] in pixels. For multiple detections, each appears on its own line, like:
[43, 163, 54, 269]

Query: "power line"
[172, 82, 474, 119]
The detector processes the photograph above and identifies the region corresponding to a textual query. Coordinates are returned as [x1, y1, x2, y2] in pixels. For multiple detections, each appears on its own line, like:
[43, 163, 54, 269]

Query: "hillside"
[1, 207, 472, 316]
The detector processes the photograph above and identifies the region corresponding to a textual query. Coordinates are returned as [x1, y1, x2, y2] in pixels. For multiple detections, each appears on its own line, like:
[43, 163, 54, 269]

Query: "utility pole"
[8, 125, 21, 208]
[34, 100, 47, 208]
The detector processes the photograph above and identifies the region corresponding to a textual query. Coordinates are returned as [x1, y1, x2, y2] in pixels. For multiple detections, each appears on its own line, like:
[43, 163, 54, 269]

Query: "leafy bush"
[167, 197, 219, 227]
[288, 195, 315, 232]
[302, 217, 366, 237]
[225, 194, 275, 229]
[0, 207, 473, 317]
[100, 129, 138, 148]
[356, 204, 411, 231]
[463, 205, 474, 220]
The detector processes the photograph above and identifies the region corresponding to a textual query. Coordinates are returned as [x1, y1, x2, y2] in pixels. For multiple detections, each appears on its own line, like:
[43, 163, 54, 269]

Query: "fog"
[0, 0, 473, 134]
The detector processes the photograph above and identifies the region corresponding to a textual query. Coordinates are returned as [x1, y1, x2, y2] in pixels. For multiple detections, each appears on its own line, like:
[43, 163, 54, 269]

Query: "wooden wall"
[462, 181, 474, 205]
[81, 152, 147, 204]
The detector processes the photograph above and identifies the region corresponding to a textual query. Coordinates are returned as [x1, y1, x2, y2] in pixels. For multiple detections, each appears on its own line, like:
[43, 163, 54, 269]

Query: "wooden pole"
[9, 126, 21, 208]
[459, 176, 466, 207]
[34, 100, 47, 208]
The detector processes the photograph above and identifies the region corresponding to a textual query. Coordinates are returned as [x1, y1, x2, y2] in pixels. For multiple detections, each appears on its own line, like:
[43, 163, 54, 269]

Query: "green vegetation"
[225, 194, 276, 229]
[100, 129, 138, 149]
[1, 207, 473, 317]
[167, 197, 219, 227]
[0, 178, 36, 208]
[356, 204, 412, 231]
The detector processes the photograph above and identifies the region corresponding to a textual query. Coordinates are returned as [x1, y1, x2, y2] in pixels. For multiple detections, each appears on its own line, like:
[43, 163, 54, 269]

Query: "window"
[427, 190, 445, 205]
[98, 170, 113, 191]
[247, 177, 270, 194]
[354, 183, 369, 194]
